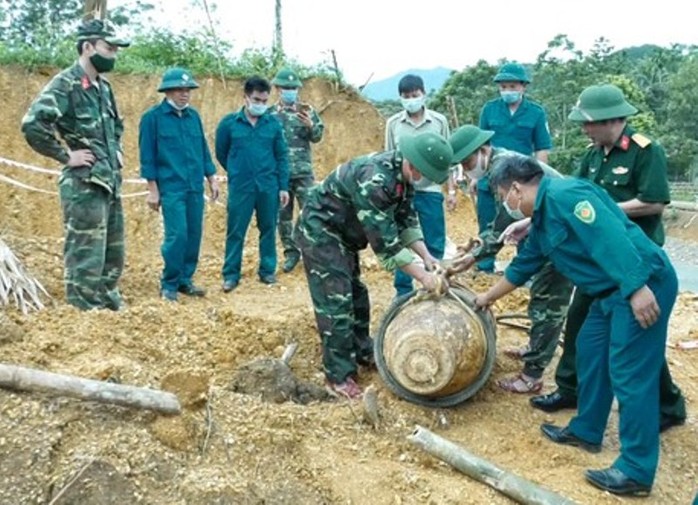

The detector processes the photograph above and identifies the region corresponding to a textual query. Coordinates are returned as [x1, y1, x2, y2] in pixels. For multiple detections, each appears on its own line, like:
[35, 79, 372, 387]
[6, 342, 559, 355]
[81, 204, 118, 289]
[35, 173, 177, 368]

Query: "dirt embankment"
[0, 66, 696, 505]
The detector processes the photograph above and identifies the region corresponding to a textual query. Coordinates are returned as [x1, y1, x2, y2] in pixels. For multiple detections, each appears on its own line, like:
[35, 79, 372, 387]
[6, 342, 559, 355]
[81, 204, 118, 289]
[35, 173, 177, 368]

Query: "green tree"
[431, 60, 496, 128]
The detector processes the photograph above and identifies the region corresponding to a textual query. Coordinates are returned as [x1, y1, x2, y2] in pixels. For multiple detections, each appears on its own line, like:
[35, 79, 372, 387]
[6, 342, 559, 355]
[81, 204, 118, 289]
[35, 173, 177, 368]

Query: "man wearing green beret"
[530, 84, 686, 434]
[296, 132, 452, 399]
[270, 67, 324, 274]
[475, 62, 552, 273]
[139, 67, 220, 302]
[21, 19, 130, 311]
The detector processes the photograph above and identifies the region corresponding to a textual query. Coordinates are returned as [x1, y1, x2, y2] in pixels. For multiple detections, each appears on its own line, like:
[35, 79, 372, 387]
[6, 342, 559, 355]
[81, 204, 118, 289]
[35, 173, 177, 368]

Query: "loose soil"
[0, 67, 696, 505]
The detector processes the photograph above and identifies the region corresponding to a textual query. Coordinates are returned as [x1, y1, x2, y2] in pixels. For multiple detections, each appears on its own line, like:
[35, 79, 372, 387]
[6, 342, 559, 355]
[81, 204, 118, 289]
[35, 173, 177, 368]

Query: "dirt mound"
[0, 66, 696, 505]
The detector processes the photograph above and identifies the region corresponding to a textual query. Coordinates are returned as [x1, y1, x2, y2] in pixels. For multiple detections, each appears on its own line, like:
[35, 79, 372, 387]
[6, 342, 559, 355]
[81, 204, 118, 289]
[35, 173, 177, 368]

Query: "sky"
[115, 0, 697, 86]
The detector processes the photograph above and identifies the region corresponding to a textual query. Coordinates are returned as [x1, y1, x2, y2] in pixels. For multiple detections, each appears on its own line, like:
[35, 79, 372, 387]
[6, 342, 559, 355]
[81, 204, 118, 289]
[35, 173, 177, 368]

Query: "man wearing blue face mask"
[270, 67, 324, 274]
[385, 74, 457, 297]
[476, 62, 552, 273]
[215, 76, 290, 292]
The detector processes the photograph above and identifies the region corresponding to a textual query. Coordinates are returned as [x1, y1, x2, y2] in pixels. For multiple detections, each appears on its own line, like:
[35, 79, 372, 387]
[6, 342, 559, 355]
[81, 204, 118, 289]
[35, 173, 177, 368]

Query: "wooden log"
[0, 364, 181, 415]
[408, 426, 577, 505]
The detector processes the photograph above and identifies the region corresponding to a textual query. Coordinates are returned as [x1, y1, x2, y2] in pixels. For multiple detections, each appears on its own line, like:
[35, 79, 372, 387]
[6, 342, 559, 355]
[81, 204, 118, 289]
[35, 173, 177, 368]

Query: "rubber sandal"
[497, 373, 543, 394]
[503, 345, 530, 360]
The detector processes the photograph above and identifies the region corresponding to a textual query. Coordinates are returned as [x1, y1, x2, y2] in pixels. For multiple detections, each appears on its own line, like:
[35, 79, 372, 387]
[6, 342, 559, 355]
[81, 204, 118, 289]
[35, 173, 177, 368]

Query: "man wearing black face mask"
[21, 19, 130, 311]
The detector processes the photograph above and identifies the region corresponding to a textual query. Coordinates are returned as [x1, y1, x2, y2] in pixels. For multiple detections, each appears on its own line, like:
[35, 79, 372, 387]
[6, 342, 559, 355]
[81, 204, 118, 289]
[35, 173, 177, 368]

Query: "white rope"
[0, 172, 150, 199]
[0, 156, 146, 184]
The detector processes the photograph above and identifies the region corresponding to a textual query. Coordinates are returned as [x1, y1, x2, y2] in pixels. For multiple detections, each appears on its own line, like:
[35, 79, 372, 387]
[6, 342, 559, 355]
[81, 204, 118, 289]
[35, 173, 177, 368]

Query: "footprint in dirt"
[229, 358, 333, 404]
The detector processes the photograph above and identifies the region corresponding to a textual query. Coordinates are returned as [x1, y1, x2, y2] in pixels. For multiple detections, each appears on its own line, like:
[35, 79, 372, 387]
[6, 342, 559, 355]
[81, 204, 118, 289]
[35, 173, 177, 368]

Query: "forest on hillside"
[2, 1, 697, 181]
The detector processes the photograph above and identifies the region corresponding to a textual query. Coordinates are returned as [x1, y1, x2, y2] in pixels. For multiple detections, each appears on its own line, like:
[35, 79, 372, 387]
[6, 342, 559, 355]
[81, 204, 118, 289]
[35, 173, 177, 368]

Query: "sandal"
[497, 373, 543, 394]
[503, 345, 530, 360]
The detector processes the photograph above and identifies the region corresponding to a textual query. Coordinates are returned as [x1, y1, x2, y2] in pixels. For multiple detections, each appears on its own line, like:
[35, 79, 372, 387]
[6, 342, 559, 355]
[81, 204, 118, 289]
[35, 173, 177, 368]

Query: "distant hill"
[360, 67, 454, 101]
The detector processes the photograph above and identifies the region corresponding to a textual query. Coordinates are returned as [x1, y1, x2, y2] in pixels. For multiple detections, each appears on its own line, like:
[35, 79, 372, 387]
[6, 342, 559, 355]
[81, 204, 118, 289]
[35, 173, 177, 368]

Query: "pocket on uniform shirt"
[601, 170, 632, 189]
[540, 227, 568, 255]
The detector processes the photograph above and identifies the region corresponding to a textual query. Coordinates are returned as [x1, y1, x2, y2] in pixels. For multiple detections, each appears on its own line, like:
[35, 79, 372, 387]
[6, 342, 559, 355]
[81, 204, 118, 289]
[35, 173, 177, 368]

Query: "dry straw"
[0, 238, 50, 313]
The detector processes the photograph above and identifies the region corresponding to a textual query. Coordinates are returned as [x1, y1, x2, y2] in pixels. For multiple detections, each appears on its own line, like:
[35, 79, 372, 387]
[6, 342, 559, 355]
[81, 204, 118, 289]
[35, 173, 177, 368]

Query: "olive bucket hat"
[158, 67, 199, 92]
[77, 19, 130, 47]
[272, 67, 303, 88]
[449, 125, 495, 164]
[493, 62, 530, 83]
[400, 132, 453, 184]
[568, 84, 638, 122]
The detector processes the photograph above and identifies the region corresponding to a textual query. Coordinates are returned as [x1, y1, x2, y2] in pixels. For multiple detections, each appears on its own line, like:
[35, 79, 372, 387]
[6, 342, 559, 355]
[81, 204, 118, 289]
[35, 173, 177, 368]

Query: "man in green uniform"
[297, 132, 453, 399]
[270, 67, 324, 274]
[477, 155, 678, 496]
[21, 19, 130, 311]
[530, 84, 686, 433]
[139, 68, 219, 301]
[449, 125, 572, 393]
[475, 62, 552, 272]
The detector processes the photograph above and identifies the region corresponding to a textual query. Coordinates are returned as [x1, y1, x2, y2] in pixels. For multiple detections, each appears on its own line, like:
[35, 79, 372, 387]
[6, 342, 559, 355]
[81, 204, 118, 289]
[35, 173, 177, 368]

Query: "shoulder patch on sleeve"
[631, 133, 652, 148]
[574, 200, 596, 224]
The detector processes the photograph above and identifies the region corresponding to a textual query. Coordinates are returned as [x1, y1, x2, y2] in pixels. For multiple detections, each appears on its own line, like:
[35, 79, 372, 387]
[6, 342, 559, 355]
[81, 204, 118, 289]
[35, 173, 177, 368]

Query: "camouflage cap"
[158, 67, 199, 92]
[77, 19, 130, 47]
[272, 67, 303, 88]
[400, 132, 453, 184]
[493, 62, 530, 83]
[568, 84, 638, 122]
[449, 125, 494, 164]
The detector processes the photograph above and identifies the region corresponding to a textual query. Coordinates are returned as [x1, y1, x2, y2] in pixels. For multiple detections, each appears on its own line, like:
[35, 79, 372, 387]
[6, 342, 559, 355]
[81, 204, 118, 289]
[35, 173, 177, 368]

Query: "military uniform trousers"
[475, 178, 497, 272]
[556, 290, 686, 423]
[160, 191, 205, 292]
[394, 191, 445, 296]
[568, 265, 678, 486]
[278, 175, 314, 262]
[520, 262, 573, 379]
[223, 188, 279, 283]
[58, 172, 124, 310]
[297, 235, 373, 383]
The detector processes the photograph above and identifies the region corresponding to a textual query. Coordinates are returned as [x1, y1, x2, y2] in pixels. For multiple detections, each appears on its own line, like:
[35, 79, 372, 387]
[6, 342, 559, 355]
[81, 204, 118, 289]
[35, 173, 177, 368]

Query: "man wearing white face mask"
[448, 125, 572, 394]
[215, 76, 290, 292]
[385, 74, 456, 297]
[476, 62, 552, 273]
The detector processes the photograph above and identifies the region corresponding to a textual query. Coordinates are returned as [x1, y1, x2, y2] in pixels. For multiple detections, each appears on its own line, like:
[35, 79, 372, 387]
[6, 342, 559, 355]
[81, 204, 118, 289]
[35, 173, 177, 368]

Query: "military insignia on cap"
[611, 166, 629, 175]
[183, 74, 189, 81]
[574, 201, 596, 224]
[289, 75, 295, 81]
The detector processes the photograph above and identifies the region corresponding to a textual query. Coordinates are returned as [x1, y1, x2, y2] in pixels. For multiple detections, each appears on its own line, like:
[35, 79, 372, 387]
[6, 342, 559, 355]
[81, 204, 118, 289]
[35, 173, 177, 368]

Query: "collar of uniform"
[612, 124, 635, 152]
[531, 175, 551, 226]
[234, 106, 269, 125]
[398, 108, 435, 126]
[161, 98, 191, 116]
[71, 61, 102, 89]
[498, 95, 528, 110]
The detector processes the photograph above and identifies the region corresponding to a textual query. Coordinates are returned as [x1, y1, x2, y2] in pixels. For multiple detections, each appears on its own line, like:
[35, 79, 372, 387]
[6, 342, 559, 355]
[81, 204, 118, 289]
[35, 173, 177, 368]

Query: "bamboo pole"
[0, 364, 181, 415]
[408, 426, 578, 505]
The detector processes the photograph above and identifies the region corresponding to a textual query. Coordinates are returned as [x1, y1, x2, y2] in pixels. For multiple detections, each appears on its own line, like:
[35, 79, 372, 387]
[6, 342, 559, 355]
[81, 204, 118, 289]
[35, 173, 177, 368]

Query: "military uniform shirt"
[574, 125, 670, 245]
[270, 103, 323, 179]
[300, 151, 423, 271]
[139, 100, 216, 193]
[505, 177, 670, 299]
[215, 107, 290, 192]
[385, 109, 451, 193]
[21, 62, 124, 194]
[479, 97, 552, 156]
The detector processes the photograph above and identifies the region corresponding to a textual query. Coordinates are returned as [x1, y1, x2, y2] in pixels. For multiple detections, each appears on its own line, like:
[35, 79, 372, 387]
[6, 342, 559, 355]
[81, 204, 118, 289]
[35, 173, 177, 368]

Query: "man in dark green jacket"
[139, 67, 219, 301]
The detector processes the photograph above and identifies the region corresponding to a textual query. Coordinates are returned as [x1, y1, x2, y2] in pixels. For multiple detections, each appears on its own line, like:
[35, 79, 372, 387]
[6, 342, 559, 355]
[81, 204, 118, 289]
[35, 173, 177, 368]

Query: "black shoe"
[259, 275, 277, 285]
[160, 289, 178, 302]
[540, 424, 601, 453]
[659, 415, 686, 433]
[282, 256, 300, 273]
[585, 468, 651, 496]
[222, 280, 239, 293]
[530, 390, 577, 413]
[178, 284, 206, 297]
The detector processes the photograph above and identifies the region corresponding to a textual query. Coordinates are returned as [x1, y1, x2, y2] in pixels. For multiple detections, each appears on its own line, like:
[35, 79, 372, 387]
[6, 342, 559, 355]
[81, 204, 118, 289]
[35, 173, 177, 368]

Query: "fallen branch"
[281, 342, 298, 365]
[408, 426, 577, 505]
[0, 364, 181, 415]
[0, 238, 51, 314]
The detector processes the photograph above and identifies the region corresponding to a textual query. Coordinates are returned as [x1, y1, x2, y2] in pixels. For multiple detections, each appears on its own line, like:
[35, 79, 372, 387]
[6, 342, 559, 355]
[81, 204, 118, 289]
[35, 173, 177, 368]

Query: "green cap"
[77, 19, 130, 47]
[493, 62, 530, 83]
[272, 67, 303, 88]
[449, 125, 495, 164]
[158, 67, 199, 92]
[568, 84, 638, 122]
[400, 132, 453, 184]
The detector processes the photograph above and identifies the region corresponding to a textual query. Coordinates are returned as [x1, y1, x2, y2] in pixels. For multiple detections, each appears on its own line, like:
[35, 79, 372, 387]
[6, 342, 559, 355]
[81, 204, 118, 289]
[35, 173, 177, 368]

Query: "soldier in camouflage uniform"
[448, 125, 573, 393]
[297, 132, 453, 399]
[270, 67, 324, 274]
[21, 20, 130, 310]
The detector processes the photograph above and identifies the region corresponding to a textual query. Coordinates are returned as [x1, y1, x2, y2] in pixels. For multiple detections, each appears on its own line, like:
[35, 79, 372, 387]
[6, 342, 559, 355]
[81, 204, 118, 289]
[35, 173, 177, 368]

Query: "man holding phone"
[270, 67, 325, 274]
